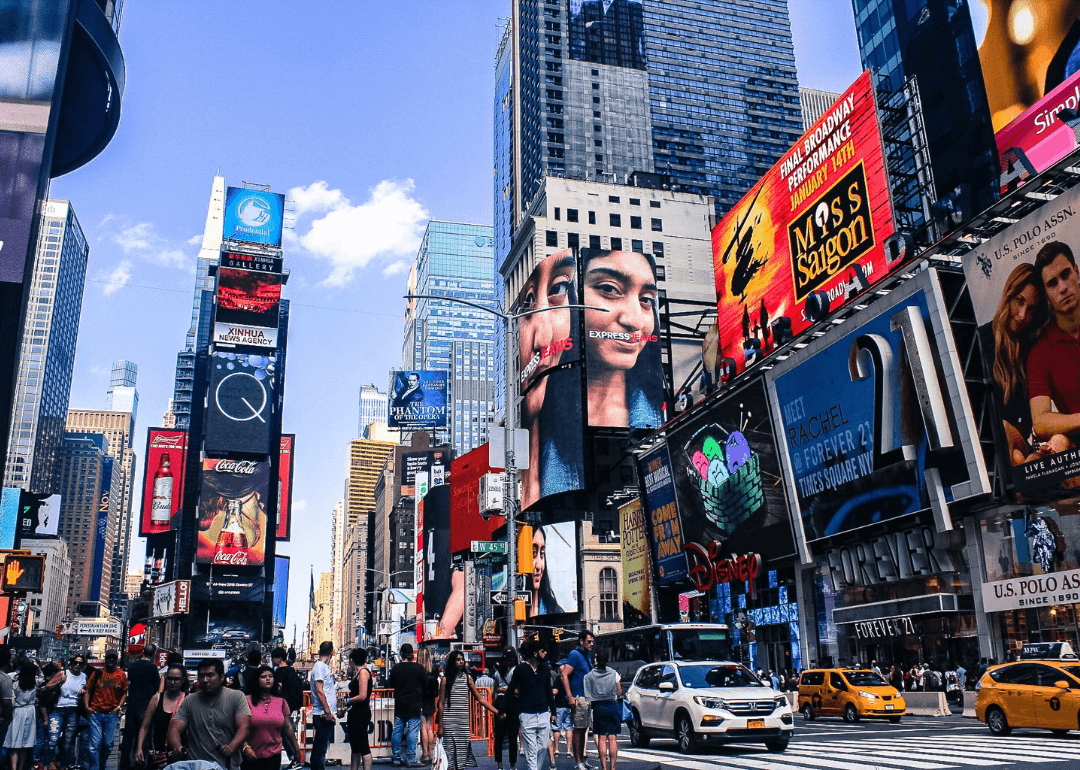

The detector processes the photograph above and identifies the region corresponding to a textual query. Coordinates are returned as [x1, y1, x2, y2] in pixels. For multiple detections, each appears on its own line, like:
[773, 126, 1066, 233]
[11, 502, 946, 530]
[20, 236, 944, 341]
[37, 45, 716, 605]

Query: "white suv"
[625, 661, 794, 754]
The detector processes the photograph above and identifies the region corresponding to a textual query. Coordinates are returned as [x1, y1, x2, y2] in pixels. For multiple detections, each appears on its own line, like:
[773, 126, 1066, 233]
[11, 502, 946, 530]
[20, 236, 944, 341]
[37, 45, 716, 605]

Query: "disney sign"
[683, 541, 762, 597]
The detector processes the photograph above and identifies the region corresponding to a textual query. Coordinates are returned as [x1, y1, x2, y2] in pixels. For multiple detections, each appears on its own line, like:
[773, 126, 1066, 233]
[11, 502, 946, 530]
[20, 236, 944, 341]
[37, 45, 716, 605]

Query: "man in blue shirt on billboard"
[560, 631, 594, 770]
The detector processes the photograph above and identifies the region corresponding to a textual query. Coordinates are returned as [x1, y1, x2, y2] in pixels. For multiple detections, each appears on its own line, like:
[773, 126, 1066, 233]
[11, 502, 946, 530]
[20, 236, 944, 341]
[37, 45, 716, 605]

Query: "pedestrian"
[507, 643, 555, 770]
[416, 649, 438, 764]
[33, 662, 63, 769]
[870, 660, 881, 676]
[386, 643, 426, 767]
[287, 647, 297, 667]
[308, 642, 338, 770]
[475, 665, 495, 693]
[167, 657, 251, 770]
[889, 666, 903, 692]
[768, 670, 779, 690]
[549, 660, 571, 767]
[436, 651, 496, 770]
[135, 663, 187, 769]
[344, 648, 373, 770]
[83, 651, 128, 770]
[583, 650, 621, 770]
[559, 631, 594, 770]
[271, 647, 303, 717]
[5, 661, 39, 770]
[956, 662, 967, 691]
[0, 648, 13, 753]
[120, 643, 160, 770]
[47, 655, 84, 770]
[240, 665, 301, 770]
[492, 649, 519, 770]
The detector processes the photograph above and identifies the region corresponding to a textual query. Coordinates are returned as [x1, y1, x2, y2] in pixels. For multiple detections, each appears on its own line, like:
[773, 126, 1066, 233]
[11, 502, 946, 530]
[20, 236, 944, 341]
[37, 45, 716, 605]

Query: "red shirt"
[87, 669, 128, 713]
[246, 695, 290, 758]
[1026, 323, 1080, 416]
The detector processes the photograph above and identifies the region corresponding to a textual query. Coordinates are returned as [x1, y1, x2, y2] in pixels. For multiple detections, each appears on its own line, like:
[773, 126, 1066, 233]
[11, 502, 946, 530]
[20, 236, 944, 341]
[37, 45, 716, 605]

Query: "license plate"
[748, 719, 765, 729]
[885, 705, 894, 711]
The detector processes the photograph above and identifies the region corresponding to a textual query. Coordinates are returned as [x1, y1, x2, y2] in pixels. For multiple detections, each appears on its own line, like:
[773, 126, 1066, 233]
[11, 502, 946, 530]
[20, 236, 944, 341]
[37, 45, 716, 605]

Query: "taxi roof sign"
[1020, 641, 1078, 661]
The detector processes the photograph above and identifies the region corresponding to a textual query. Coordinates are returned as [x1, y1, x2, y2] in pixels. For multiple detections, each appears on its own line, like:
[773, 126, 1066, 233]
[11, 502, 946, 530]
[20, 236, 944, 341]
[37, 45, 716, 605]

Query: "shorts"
[572, 696, 591, 730]
[554, 707, 573, 732]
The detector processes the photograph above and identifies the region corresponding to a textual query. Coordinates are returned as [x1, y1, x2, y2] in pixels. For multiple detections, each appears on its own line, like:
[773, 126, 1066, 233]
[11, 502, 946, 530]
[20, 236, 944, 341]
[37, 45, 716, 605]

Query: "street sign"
[73, 620, 122, 637]
[489, 428, 530, 470]
[491, 591, 509, 605]
[471, 540, 507, 555]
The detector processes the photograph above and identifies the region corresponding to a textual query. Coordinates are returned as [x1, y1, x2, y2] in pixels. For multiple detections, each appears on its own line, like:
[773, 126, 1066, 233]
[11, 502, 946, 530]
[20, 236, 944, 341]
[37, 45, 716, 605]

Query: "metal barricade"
[471, 686, 494, 757]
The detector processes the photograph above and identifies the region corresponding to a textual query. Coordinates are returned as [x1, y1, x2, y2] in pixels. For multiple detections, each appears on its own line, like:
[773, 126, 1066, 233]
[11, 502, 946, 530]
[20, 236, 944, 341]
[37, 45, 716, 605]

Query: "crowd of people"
[757, 659, 976, 705]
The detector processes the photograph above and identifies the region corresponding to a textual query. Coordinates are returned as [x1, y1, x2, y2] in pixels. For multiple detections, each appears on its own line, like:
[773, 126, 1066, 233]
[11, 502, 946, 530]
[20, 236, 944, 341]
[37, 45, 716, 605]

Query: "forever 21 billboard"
[204, 352, 276, 456]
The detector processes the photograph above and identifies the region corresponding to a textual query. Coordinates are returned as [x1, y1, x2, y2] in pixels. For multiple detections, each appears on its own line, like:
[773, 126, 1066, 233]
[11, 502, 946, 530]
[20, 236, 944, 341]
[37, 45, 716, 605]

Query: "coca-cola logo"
[151, 435, 184, 448]
[212, 459, 259, 474]
[213, 551, 249, 566]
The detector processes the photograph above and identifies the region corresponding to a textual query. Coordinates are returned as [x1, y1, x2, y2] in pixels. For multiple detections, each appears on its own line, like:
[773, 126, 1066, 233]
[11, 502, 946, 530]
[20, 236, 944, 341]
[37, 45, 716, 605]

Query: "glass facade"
[358, 383, 388, 438]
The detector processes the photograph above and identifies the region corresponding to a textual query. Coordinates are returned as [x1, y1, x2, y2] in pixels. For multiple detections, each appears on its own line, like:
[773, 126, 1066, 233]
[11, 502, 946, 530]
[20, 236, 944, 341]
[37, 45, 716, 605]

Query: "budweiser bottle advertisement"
[150, 453, 174, 525]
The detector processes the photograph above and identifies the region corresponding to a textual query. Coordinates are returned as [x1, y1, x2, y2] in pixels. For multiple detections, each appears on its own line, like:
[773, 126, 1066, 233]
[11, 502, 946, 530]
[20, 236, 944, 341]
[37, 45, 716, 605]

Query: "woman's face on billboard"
[518, 251, 575, 406]
[532, 527, 547, 591]
[584, 251, 657, 372]
[1008, 283, 1039, 333]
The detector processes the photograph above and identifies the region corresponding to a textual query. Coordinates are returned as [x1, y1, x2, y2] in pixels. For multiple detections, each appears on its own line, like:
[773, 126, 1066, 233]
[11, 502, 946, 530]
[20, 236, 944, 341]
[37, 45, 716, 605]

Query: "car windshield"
[843, 671, 889, 687]
[678, 664, 763, 689]
[1062, 666, 1080, 682]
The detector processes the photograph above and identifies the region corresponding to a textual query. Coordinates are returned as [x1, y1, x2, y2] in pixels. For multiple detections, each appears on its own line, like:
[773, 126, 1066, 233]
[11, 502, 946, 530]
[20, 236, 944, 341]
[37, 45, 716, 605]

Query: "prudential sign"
[223, 188, 285, 247]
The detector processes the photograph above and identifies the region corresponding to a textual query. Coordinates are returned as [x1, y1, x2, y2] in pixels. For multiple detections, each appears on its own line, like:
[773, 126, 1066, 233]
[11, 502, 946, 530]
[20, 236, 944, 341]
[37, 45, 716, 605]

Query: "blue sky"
[50, 1, 861, 642]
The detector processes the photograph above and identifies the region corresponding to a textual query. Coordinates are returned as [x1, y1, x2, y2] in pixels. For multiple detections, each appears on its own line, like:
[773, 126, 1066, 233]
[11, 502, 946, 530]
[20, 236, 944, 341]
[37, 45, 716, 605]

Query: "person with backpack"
[83, 652, 129, 770]
[271, 647, 303, 716]
[492, 648, 519, 770]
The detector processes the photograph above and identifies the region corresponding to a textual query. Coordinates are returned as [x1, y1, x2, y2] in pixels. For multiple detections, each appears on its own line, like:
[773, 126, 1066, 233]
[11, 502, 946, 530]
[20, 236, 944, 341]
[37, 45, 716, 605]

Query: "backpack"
[929, 670, 942, 689]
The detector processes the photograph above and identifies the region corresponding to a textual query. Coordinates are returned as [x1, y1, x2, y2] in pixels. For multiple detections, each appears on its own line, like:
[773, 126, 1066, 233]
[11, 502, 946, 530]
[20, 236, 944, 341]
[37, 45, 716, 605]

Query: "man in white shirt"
[309, 642, 338, 770]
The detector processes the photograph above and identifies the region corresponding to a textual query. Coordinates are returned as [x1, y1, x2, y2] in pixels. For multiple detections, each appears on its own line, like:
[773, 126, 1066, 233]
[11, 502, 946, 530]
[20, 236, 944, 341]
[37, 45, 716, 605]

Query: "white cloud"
[107, 221, 189, 269]
[187, 234, 202, 245]
[382, 260, 410, 277]
[288, 179, 428, 286]
[293, 499, 308, 513]
[96, 260, 133, 296]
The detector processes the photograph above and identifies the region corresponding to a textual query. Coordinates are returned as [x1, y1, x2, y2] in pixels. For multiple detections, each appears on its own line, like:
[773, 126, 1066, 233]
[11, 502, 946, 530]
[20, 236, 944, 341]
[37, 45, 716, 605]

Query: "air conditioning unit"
[479, 473, 506, 520]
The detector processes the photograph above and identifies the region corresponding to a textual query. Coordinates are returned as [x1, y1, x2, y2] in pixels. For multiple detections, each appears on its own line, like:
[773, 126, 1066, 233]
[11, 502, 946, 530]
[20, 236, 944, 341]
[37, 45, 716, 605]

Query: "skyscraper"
[799, 87, 842, 130]
[345, 437, 397, 637]
[106, 359, 139, 427]
[357, 383, 388, 439]
[4, 200, 89, 494]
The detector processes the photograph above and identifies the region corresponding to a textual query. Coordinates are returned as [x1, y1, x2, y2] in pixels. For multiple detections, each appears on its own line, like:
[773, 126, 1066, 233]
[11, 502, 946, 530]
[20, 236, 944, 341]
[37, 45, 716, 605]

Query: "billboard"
[514, 249, 585, 510]
[140, 429, 188, 536]
[422, 486, 458, 639]
[0, 489, 17, 550]
[196, 459, 270, 567]
[996, 69, 1080, 194]
[151, 580, 191, 618]
[273, 556, 289, 629]
[711, 70, 897, 378]
[388, 370, 448, 429]
[399, 451, 447, 497]
[619, 498, 652, 626]
[449, 444, 500, 554]
[962, 184, 1080, 491]
[638, 444, 685, 584]
[223, 187, 285, 247]
[214, 267, 281, 349]
[527, 520, 578, 618]
[89, 459, 113, 603]
[568, 0, 644, 70]
[582, 249, 665, 429]
[766, 269, 988, 551]
[220, 249, 283, 274]
[205, 352, 276, 456]
[19, 492, 61, 539]
[277, 435, 294, 541]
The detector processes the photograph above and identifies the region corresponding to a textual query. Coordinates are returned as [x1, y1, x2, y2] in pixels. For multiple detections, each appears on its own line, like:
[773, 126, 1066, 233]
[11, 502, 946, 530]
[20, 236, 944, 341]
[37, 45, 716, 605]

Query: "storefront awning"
[833, 593, 964, 625]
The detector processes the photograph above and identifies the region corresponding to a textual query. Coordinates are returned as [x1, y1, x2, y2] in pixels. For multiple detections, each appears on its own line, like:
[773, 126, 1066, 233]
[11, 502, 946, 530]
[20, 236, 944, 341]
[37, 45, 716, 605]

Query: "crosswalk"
[617, 733, 1080, 769]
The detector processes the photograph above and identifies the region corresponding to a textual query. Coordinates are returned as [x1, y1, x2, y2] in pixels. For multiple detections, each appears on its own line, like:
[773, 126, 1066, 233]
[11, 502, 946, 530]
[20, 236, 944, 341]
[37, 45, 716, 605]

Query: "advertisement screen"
[527, 520, 578, 618]
[140, 429, 188, 536]
[215, 267, 281, 346]
[767, 269, 987, 549]
[711, 70, 896, 378]
[638, 444, 685, 584]
[422, 486, 459, 639]
[273, 556, 289, 629]
[582, 249, 665, 428]
[514, 249, 585, 510]
[0, 488, 18, 550]
[399, 451, 447, 497]
[619, 498, 652, 626]
[277, 435, 294, 541]
[449, 444, 500, 554]
[19, 493, 60, 538]
[205, 352, 276, 456]
[195, 618, 260, 647]
[220, 249, 283, 274]
[388, 371, 448, 429]
[962, 185, 1080, 491]
[996, 69, 1080, 194]
[196, 459, 270, 567]
[223, 187, 285, 247]
[89, 459, 113, 603]
[568, 0, 644, 70]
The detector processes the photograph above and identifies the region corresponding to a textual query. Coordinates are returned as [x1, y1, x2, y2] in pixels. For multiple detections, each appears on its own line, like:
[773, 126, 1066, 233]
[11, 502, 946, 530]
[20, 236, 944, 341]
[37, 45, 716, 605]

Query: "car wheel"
[888, 716, 902, 724]
[628, 710, 650, 748]
[765, 737, 790, 753]
[986, 706, 1011, 736]
[676, 713, 698, 754]
[1052, 729, 1069, 737]
[800, 703, 815, 721]
[843, 703, 860, 723]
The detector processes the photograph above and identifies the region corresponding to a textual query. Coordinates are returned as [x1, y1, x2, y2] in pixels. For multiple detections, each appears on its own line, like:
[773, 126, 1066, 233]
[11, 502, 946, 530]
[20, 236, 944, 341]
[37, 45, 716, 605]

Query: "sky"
[50, 0, 862, 643]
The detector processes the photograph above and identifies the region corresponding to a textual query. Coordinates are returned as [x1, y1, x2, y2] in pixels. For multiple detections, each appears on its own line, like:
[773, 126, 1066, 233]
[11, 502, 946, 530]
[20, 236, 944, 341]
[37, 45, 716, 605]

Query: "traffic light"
[517, 524, 533, 574]
[1, 555, 44, 592]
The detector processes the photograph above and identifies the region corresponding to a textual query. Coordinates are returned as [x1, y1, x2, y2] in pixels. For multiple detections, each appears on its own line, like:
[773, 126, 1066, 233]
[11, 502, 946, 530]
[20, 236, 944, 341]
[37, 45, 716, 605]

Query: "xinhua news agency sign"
[981, 569, 1080, 613]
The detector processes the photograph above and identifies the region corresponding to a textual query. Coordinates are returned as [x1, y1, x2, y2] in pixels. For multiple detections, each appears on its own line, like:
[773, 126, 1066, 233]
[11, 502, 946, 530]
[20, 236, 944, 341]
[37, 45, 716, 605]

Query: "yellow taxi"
[976, 642, 1080, 736]
[797, 667, 905, 723]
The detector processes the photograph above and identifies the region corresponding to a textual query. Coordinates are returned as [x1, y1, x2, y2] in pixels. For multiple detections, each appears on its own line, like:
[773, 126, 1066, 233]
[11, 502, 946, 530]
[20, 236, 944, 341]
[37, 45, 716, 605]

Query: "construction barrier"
[903, 691, 951, 716]
[962, 691, 978, 718]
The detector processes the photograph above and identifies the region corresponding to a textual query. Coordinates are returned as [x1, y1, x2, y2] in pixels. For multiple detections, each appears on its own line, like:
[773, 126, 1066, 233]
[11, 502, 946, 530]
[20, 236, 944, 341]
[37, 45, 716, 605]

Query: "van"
[797, 668, 905, 723]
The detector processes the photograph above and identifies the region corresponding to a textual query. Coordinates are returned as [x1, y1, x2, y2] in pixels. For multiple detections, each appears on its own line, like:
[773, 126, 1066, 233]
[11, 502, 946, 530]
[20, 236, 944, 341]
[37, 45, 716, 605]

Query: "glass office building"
[358, 383, 388, 438]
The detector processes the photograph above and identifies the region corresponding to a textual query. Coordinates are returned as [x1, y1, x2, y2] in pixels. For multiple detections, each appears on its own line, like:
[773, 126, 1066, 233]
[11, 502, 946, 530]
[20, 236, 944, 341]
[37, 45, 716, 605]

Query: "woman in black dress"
[135, 665, 187, 768]
[345, 648, 373, 770]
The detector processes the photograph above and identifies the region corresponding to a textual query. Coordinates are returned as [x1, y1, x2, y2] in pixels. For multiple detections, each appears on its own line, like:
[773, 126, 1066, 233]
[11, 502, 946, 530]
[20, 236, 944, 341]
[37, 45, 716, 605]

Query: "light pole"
[404, 293, 608, 648]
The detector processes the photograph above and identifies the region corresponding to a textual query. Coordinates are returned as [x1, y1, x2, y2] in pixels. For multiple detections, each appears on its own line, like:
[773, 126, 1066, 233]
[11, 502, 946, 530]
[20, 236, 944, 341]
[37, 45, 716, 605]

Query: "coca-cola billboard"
[196, 458, 270, 567]
[277, 435, 294, 541]
[140, 429, 189, 537]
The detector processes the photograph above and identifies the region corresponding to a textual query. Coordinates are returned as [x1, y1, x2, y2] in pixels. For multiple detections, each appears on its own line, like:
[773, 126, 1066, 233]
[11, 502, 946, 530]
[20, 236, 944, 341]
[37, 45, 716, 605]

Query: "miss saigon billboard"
[712, 70, 898, 377]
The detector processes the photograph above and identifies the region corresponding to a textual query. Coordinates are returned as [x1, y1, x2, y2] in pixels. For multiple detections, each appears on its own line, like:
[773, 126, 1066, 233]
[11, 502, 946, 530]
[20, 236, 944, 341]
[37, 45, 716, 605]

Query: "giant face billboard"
[422, 486, 460, 639]
[276, 435, 294, 541]
[214, 268, 281, 349]
[568, 0, 645, 69]
[527, 520, 578, 618]
[196, 459, 270, 567]
[962, 184, 1080, 491]
[223, 187, 285, 247]
[582, 249, 665, 429]
[712, 70, 897, 379]
[140, 429, 188, 536]
[205, 352, 275, 456]
[515, 249, 585, 510]
[766, 269, 989, 552]
[388, 371, 448, 430]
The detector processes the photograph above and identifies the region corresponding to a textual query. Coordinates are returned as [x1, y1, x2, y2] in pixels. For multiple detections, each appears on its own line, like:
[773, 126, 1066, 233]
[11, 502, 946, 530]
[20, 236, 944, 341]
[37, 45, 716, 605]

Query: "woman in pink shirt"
[241, 666, 301, 770]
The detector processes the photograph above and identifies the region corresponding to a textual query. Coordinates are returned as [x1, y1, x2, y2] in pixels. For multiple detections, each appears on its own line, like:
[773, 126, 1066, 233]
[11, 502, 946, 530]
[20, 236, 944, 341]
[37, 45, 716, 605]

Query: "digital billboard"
[766, 269, 988, 551]
[514, 249, 585, 510]
[196, 458, 270, 567]
[995, 69, 1080, 194]
[711, 70, 897, 378]
[582, 249, 665, 429]
[0, 489, 18, 550]
[962, 184, 1080, 491]
[273, 555, 290, 629]
[399, 451, 447, 497]
[220, 249, 283, 274]
[205, 352, 276, 456]
[388, 370, 448, 429]
[619, 498, 652, 626]
[19, 493, 60, 538]
[89, 459, 113, 603]
[527, 520, 578, 618]
[638, 443, 685, 584]
[140, 429, 188, 536]
[422, 486, 459, 639]
[568, 0, 645, 70]
[223, 187, 285, 247]
[277, 435, 294, 541]
[214, 267, 281, 349]
[449, 444, 500, 554]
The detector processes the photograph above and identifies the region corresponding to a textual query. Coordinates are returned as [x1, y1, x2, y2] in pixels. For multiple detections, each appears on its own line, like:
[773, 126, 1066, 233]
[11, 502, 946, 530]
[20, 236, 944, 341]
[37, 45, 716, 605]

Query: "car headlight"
[858, 690, 877, 701]
[693, 696, 726, 710]
[773, 696, 787, 709]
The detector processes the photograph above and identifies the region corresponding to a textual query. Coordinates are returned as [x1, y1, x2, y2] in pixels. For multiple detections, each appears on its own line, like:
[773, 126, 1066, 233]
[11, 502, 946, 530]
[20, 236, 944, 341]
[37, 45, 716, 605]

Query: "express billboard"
[449, 444, 500, 554]
[223, 187, 285, 247]
[962, 184, 1080, 491]
[277, 435, 294, 541]
[214, 268, 281, 350]
[204, 352, 276, 456]
[711, 70, 897, 378]
[581, 249, 665, 429]
[196, 459, 270, 567]
[140, 429, 188, 536]
[765, 269, 989, 552]
[388, 370, 448, 430]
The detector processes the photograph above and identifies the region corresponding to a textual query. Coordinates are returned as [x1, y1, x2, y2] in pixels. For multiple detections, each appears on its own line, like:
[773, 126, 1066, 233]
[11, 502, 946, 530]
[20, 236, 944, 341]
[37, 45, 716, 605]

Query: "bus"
[587, 624, 732, 682]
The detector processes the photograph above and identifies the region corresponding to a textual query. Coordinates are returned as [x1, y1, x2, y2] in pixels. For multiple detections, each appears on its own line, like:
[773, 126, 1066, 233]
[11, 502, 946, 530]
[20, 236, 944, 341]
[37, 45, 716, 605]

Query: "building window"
[568, 233, 579, 248]
[546, 230, 559, 247]
[592, 82, 599, 90]
[655, 265, 666, 281]
[610, 237, 623, 251]
[652, 241, 664, 257]
[609, 213, 621, 227]
[651, 218, 663, 232]
[592, 96, 600, 104]
[591, 69, 599, 76]
[630, 216, 642, 230]
[595, 154, 604, 162]
[593, 111, 601, 118]
[650, 200, 661, 208]
[567, 209, 579, 223]
[593, 139, 602, 147]
[589, 235, 602, 250]
[588, 211, 596, 225]
[599, 568, 619, 621]
[554, 207, 560, 220]
[608, 195, 620, 203]
[629, 198, 641, 206]
[631, 239, 644, 252]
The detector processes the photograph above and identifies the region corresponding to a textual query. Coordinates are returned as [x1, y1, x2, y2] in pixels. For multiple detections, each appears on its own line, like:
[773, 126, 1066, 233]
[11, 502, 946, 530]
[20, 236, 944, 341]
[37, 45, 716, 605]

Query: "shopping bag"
[431, 737, 448, 770]
[621, 699, 633, 724]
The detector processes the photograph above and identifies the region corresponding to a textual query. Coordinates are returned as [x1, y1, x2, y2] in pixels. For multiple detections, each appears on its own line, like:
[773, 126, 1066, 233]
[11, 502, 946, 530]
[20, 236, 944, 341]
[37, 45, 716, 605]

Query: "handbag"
[431, 738, 448, 770]
[620, 699, 633, 724]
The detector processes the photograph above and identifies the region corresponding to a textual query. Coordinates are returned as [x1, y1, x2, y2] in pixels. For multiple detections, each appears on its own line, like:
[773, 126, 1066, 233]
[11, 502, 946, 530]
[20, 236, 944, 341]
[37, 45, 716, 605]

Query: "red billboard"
[276, 434, 294, 541]
[449, 444, 500, 554]
[140, 429, 188, 536]
[711, 70, 897, 378]
[196, 458, 270, 567]
[996, 69, 1080, 194]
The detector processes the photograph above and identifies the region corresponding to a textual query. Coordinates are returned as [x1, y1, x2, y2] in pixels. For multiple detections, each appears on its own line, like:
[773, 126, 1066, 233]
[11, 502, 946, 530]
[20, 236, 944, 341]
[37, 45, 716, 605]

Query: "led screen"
[276, 435, 294, 541]
[196, 458, 270, 567]
[204, 352, 276, 456]
[140, 429, 188, 536]
[223, 187, 285, 247]
[527, 520, 578, 618]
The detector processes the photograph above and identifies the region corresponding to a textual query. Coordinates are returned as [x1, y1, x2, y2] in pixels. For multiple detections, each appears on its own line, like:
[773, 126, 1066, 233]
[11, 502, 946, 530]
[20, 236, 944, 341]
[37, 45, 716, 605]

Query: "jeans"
[48, 707, 80, 768]
[493, 712, 519, 767]
[390, 716, 420, 764]
[518, 712, 552, 770]
[86, 712, 119, 770]
[117, 709, 144, 770]
[33, 716, 46, 763]
[310, 716, 334, 770]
